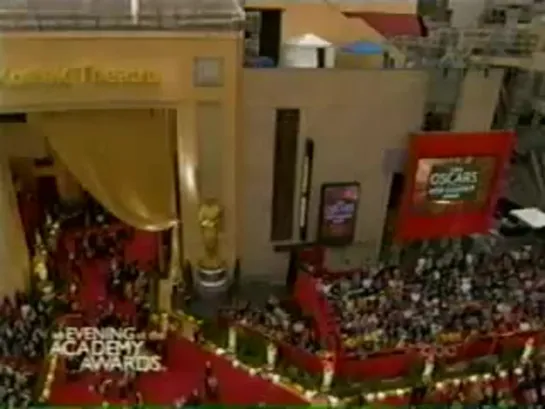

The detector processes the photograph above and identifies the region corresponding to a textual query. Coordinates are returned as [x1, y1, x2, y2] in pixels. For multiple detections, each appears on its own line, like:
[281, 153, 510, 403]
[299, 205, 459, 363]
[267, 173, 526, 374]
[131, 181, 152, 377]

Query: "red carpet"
[163, 336, 306, 404]
[50, 230, 305, 405]
[124, 231, 159, 268]
[76, 259, 107, 313]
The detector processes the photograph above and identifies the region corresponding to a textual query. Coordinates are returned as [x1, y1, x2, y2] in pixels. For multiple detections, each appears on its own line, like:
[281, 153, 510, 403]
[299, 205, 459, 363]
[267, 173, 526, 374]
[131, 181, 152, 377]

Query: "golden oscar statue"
[33, 231, 53, 297]
[196, 199, 228, 292]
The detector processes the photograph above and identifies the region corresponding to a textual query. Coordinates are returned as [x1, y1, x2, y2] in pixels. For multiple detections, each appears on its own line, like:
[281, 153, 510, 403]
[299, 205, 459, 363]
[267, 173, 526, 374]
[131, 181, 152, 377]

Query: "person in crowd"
[409, 383, 429, 408]
[317, 245, 545, 357]
[135, 390, 144, 408]
[98, 302, 121, 328]
[185, 389, 202, 406]
[173, 396, 186, 408]
[117, 371, 137, 401]
[204, 361, 219, 401]
[96, 377, 114, 398]
[66, 353, 84, 382]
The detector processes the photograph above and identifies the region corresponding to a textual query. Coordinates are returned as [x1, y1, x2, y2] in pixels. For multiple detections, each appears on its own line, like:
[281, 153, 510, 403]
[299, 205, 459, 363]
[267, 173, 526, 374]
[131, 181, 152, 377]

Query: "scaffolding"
[0, 0, 245, 31]
[388, 27, 538, 69]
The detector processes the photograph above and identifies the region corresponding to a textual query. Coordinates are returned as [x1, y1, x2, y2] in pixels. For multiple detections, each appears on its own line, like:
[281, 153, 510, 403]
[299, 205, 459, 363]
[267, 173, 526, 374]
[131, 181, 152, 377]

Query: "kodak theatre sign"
[0, 66, 161, 86]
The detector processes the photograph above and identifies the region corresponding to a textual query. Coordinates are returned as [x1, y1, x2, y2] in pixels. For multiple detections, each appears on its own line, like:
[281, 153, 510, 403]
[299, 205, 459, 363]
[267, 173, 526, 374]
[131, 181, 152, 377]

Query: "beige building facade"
[241, 67, 506, 281]
[0, 31, 505, 288]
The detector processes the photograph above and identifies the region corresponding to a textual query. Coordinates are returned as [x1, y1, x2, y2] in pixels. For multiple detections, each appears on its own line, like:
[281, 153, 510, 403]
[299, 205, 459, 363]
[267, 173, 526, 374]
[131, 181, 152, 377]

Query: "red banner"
[396, 131, 515, 241]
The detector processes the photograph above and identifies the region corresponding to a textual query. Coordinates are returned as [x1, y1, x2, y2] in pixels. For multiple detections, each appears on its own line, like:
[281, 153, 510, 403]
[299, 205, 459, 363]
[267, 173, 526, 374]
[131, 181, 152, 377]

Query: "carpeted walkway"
[49, 231, 305, 405]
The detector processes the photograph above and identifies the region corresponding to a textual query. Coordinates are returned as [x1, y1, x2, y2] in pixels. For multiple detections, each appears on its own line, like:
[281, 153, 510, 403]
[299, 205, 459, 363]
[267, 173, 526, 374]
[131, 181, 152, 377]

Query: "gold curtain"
[157, 225, 181, 312]
[39, 109, 177, 231]
[0, 150, 30, 294]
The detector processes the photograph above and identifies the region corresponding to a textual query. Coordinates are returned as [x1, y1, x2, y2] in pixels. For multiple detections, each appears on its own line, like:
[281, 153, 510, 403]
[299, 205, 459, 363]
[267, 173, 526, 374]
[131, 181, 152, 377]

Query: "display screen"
[318, 183, 360, 245]
[411, 156, 496, 214]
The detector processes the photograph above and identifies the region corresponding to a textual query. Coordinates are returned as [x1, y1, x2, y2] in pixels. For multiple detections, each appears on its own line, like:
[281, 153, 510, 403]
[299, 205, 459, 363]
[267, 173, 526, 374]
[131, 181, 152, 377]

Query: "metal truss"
[389, 27, 538, 68]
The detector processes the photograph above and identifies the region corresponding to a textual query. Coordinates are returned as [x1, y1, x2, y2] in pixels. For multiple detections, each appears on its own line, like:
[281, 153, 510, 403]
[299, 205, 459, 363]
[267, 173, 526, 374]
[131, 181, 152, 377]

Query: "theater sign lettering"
[0, 66, 161, 86]
[426, 164, 480, 202]
[50, 326, 164, 373]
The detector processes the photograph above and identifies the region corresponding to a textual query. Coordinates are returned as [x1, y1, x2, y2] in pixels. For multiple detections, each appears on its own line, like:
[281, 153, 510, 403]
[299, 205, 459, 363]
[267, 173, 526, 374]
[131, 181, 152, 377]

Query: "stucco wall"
[242, 69, 428, 282]
[275, 4, 387, 45]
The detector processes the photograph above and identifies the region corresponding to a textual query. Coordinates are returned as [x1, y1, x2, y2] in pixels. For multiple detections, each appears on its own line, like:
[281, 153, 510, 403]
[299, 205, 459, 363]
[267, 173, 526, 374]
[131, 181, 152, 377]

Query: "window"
[0, 113, 26, 123]
[193, 57, 224, 87]
[270, 109, 300, 241]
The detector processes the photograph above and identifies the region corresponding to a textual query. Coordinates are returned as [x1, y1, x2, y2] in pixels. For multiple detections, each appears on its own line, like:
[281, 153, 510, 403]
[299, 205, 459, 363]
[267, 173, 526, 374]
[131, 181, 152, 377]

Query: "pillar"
[156, 105, 200, 310]
[0, 150, 30, 295]
[177, 103, 202, 267]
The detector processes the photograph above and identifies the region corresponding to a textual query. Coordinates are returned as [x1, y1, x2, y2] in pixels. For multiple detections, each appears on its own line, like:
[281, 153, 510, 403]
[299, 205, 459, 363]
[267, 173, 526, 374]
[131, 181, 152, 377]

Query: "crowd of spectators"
[0, 364, 36, 408]
[0, 293, 50, 363]
[222, 297, 322, 353]
[107, 258, 152, 329]
[0, 292, 51, 408]
[56, 194, 118, 231]
[319, 245, 545, 357]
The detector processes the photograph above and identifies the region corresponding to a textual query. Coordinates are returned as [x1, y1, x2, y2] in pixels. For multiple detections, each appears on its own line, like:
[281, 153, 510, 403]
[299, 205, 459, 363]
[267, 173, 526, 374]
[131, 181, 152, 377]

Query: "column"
[157, 104, 200, 310]
[177, 103, 201, 266]
[0, 151, 30, 295]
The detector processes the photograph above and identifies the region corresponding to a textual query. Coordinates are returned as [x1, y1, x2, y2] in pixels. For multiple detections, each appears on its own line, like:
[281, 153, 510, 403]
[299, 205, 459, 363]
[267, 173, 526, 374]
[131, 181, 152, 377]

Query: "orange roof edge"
[344, 12, 426, 38]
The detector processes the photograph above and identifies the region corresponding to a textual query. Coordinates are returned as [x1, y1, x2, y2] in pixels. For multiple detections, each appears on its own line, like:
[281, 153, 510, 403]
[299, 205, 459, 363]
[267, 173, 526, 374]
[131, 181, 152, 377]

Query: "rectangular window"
[193, 57, 224, 87]
[270, 109, 300, 241]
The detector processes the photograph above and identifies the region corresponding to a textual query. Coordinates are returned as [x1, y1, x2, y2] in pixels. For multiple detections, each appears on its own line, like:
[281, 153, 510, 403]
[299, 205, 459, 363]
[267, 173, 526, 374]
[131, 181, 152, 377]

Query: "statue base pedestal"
[195, 265, 228, 296]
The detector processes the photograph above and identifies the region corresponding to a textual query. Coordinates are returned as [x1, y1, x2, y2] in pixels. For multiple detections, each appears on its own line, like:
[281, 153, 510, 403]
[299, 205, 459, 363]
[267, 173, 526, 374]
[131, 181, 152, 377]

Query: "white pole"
[130, 0, 139, 24]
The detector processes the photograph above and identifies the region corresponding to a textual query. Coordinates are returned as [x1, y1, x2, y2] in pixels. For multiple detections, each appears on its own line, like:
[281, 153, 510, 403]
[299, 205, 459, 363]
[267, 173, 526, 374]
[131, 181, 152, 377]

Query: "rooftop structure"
[0, 0, 245, 30]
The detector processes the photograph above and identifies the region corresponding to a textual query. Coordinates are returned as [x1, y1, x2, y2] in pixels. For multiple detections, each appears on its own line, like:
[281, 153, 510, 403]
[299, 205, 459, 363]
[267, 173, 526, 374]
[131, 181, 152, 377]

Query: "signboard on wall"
[396, 131, 515, 241]
[317, 182, 360, 246]
[413, 156, 496, 212]
[425, 161, 480, 201]
[0, 66, 161, 86]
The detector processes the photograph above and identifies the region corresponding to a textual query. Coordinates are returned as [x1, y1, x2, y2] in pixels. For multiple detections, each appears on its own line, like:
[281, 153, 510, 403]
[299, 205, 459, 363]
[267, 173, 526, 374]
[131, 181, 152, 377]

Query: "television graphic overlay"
[396, 131, 515, 241]
[50, 326, 164, 373]
[411, 156, 496, 214]
[317, 182, 360, 245]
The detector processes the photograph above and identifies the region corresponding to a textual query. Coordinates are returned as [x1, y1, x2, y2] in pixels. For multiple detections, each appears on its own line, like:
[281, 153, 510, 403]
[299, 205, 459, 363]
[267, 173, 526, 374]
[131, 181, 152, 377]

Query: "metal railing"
[0, 13, 245, 31]
[0, 0, 245, 31]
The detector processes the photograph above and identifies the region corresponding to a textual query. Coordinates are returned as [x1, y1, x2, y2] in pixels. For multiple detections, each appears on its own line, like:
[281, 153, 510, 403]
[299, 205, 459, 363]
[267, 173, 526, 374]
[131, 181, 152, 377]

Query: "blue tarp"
[340, 41, 384, 55]
[245, 56, 276, 68]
